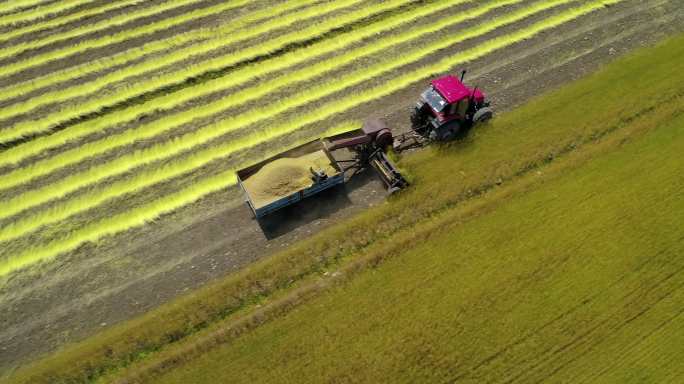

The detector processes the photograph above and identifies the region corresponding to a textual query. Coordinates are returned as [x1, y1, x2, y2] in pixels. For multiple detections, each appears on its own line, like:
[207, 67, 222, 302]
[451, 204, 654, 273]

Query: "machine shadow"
[256, 170, 376, 240]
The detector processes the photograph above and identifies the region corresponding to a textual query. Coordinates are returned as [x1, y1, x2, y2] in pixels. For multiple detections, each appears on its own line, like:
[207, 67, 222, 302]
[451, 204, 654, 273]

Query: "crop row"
[0, 0, 365, 124]
[0, 0, 96, 29]
[0, 0, 254, 81]
[0, 0, 626, 277]
[0, 0, 464, 173]
[0, 0, 52, 16]
[0, 0, 317, 107]
[0, 0, 609, 245]
[0, 0, 219, 62]
[0, 0, 147, 45]
[0, 0, 570, 222]
[0, 119, 359, 277]
[0, 0, 452, 169]
[0, 0, 401, 143]
[0, 0, 519, 200]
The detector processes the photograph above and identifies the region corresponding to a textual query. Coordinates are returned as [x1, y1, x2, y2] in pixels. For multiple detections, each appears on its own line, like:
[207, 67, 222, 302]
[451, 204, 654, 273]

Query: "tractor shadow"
[430, 122, 482, 153]
[256, 170, 378, 240]
[451, 123, 476, 141]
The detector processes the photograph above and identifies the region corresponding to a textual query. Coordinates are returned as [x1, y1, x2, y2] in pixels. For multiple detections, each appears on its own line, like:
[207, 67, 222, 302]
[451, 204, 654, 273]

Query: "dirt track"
[1, 0, 683, 372]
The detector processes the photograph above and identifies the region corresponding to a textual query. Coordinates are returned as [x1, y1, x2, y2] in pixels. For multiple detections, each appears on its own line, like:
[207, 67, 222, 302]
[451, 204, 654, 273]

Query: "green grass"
[5, 29, 683, 384]
[154, 108, 684, 384]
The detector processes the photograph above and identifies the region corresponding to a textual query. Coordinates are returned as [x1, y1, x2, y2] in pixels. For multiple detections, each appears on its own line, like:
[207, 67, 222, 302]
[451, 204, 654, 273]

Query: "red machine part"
[327, 118, 393, 151]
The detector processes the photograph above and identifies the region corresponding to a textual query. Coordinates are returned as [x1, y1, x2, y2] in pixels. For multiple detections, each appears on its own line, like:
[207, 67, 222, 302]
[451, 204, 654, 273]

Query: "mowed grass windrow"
[0, 0, 594, 233]
[0, 0, 477, 168]
[0, 0, 634, 278]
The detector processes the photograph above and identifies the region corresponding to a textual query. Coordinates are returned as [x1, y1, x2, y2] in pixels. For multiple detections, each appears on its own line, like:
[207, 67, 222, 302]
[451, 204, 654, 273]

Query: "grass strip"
[0, 0, 145, 43]
[0, 0, 627, 277]
[5, 31, 683, 384]
[152, 113, 684, 384]
[0, 0, 378, 142]
[0, 0, 485, 189]
[0, 0, 254, 82]
[0, 0, 476, 169]
[0, 0, 570, 225]
[0, 0, 97, 28]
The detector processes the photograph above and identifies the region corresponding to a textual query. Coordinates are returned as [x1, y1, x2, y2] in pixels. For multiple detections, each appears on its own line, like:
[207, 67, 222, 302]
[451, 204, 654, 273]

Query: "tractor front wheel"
[473, 107, 493, 124]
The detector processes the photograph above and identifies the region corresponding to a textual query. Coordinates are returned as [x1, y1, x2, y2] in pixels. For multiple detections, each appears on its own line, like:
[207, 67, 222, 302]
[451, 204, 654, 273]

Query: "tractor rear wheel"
[473, 107, 493, 124]
[432, 121, 460, 141]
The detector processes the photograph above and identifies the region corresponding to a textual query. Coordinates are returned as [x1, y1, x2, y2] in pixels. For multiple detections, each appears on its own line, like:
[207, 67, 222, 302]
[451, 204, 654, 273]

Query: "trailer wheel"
[474, 107, 493, 124]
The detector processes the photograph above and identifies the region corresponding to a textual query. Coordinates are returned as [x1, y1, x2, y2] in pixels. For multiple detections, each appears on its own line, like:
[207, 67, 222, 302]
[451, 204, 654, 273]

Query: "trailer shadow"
[256, 170, 379, 240]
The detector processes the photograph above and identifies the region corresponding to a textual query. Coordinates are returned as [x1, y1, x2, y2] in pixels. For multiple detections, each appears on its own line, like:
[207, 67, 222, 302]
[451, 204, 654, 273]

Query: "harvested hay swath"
[243, 150, 337, 207]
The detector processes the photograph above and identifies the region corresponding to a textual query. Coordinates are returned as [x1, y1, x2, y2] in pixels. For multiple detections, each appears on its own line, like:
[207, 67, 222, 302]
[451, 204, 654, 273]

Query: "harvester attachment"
[369, 150, 408, 194]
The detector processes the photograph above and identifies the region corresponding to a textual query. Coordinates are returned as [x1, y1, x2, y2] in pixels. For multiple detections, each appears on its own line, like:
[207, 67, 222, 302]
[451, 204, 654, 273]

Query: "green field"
[156, 100, 684, 383]
[7, 29, 683, 384]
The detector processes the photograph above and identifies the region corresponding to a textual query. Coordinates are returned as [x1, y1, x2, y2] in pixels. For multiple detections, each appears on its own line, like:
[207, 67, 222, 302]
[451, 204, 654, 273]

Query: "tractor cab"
[429, 75, 484, 119]
[411, 71, 492, 141]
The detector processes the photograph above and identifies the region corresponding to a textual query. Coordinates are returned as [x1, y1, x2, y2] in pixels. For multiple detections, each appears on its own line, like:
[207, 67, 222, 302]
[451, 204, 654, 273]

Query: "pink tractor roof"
[431, 75, 484, 104]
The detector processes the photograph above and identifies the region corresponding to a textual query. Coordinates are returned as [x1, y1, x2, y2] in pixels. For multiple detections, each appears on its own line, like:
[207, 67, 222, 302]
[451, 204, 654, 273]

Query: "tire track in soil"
[506, 273, 684, 384]
[0, 0, 681, 372]
[446, 244, 684, 383]
[579, 304, 684, 383]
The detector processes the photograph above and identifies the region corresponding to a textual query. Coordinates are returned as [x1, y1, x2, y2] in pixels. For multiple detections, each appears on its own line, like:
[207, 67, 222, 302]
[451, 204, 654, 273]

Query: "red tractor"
[410, 70, 493, 141]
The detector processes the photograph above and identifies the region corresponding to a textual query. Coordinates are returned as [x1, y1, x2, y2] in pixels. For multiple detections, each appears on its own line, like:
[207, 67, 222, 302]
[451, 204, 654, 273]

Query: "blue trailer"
[237, 119, 408, 220]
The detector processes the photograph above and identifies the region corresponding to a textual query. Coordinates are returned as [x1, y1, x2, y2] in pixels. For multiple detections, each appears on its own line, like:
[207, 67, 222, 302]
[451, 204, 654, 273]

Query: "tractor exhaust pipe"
[460, 69, 467, 82]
